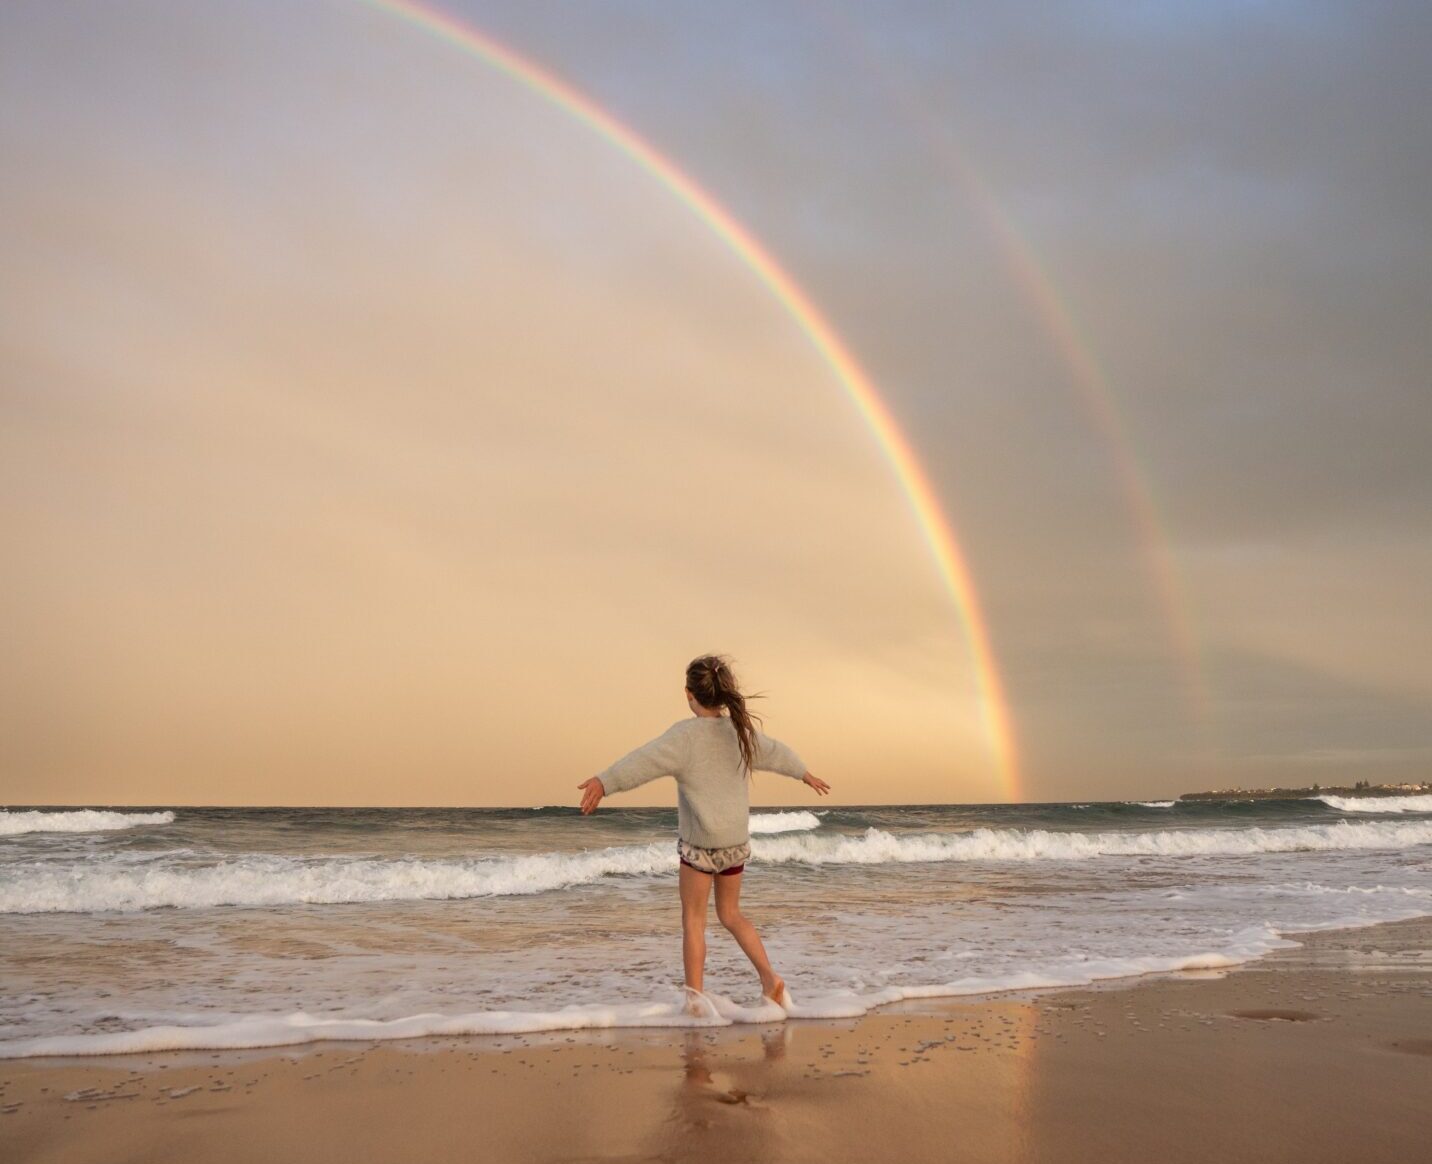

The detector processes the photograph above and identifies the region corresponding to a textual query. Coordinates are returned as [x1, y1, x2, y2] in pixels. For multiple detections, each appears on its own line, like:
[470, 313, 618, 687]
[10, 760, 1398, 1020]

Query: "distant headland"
[1180, 781, 1431, 802]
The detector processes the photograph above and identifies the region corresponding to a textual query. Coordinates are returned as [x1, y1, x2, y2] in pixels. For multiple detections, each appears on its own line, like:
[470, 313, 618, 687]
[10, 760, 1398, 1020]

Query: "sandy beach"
[3, 914, 1427, 1164]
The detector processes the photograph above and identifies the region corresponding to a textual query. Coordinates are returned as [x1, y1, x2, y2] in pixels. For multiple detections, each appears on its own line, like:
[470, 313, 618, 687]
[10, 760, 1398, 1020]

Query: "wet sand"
[3, 916, 1429, 1163]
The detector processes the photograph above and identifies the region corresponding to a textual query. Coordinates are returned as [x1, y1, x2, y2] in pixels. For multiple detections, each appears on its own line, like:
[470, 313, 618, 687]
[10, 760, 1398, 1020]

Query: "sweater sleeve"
[752, 730, 808, 780]
[595, 721, 689, 795]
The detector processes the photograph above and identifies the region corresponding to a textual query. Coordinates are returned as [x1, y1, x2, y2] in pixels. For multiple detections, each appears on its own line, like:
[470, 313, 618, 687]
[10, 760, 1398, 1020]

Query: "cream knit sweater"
[594, 715, 809, 848]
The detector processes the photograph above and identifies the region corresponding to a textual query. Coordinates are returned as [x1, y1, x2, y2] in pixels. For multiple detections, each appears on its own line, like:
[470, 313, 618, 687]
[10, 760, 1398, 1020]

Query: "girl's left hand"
[577, 777, 606, 814]
[802, 772, 831, 796]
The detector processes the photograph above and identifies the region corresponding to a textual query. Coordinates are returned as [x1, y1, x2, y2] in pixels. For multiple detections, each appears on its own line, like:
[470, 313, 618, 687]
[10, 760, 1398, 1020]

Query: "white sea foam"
[753, 819, 1432, 866]
[0, 922, 1354, 1059]
[1137, 801, 1176, 808]
[0, 810, 175, 837]
[4, 819, 1431, 914]
[0, 841, 677, 914]
[748, 811, 820, 834]
[1318, 794, 1432, 814]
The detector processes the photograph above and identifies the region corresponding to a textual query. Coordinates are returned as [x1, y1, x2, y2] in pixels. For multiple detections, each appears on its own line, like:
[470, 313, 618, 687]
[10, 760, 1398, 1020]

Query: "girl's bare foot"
[761, 974, 787, 1007]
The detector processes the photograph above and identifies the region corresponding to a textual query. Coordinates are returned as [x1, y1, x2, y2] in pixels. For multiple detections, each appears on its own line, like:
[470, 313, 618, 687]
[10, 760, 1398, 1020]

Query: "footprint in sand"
[1226, 1009, 1319, 1022]
[683, 1065, 752, 1107]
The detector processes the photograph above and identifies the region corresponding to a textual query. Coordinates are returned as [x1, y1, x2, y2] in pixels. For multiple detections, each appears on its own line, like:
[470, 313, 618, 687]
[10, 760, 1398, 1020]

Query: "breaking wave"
[0, 810, 175, 837]
[4, 819, 1431, 914]
[1318, 794, 1432, 815]
[748, 811, 820, 834]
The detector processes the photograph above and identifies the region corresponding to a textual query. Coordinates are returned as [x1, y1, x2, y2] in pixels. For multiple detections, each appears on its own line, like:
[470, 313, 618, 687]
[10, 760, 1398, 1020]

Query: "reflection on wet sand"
[636, 1004, 1039, 1164]
[645, 1025, 794, 1159]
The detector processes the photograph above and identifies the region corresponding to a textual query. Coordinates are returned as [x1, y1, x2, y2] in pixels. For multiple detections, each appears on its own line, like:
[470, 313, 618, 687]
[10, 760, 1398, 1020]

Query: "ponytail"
[686, 654, 765, 778]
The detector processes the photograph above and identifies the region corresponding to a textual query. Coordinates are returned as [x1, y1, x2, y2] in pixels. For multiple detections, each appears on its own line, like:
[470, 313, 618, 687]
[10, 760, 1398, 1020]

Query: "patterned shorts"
[677, 838, 751, 876]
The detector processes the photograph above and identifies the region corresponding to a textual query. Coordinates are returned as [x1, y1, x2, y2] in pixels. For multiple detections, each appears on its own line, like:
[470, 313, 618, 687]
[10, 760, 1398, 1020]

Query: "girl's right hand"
[577, 777, 606, 814]
[802, 772, 831, 796]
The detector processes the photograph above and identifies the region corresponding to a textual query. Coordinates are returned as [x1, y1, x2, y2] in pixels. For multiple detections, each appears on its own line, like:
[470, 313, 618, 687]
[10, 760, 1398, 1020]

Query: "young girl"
[577, 654, 831, 1016]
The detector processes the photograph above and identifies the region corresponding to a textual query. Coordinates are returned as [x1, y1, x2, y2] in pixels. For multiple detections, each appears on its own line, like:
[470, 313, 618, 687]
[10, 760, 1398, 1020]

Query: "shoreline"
[3, 900, 1427, 1061]
[3, 913, 1428, 1162]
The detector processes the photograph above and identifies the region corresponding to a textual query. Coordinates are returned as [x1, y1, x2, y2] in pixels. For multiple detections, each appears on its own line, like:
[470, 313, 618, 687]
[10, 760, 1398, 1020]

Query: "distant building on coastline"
[1180, 781, 1431, 802]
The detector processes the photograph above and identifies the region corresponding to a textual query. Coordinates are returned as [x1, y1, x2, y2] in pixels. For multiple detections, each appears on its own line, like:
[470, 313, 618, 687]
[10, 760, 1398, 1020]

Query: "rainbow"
[798, 4, 1210, 719]
[354, 0, 1022, 798]
[971, 192, 1210, 717]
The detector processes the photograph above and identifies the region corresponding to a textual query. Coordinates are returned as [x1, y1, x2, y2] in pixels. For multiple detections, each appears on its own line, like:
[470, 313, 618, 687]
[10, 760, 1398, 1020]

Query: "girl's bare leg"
[678, 862, 713, 993]
[713, 872, 783, 999]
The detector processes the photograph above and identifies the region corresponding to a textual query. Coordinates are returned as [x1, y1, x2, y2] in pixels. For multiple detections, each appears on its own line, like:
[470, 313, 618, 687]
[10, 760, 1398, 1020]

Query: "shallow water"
[1, 799, 1429, 1056]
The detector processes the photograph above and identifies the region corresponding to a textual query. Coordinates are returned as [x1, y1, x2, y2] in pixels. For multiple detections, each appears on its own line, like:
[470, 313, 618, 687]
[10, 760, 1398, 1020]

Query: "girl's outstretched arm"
[751, 730, 830, 795]
[578, 721, 689, 815]
[752, 731, 808, 779]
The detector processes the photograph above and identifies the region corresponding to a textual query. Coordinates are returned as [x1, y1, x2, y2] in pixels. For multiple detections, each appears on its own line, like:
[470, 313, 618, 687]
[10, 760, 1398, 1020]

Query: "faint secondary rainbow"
[970, 189, 1211, 716]
[354, 0, 1022, 798]
[797, 2, 1211, 720]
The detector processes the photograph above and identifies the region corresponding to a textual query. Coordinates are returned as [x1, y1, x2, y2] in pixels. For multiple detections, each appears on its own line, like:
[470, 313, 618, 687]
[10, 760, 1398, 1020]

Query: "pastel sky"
[3, 1, 1429, 806]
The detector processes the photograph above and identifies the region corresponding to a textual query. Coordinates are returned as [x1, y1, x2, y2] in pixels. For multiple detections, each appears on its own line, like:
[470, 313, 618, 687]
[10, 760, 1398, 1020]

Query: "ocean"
[2, 797, 1430, 1058]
